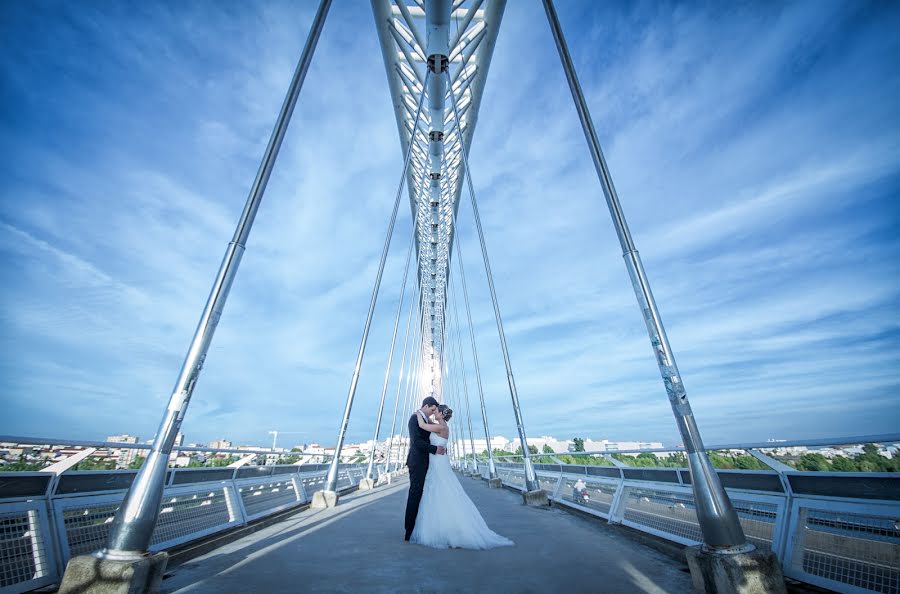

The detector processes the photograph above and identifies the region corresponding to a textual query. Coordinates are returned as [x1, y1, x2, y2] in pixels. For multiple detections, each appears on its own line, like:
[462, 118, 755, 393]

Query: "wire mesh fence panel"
[0, 504, 56, 594]
[556, 476, 619, 518]
[536, 472, 560, 499]
[56, 482, 247, 562]
[621, 485, 702, 544]
[59, 500, 120, 559]
[299, 473, 328, 495]
[619, 485, 781, 551]
[238, 479, 301, 520]
[336, 472, 352, 491]
[734, 499, 780, 552]
[498, 467, 525, 491]
[150, 487, 235, 547]
[788, 504, 900, 594]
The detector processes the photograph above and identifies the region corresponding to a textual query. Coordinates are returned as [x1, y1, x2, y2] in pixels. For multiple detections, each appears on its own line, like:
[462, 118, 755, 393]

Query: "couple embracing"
[403, 396, 513, 549]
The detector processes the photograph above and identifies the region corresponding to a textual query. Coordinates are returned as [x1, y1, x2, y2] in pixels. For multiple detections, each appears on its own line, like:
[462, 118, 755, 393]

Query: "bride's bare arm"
[416, 413, 443, 433]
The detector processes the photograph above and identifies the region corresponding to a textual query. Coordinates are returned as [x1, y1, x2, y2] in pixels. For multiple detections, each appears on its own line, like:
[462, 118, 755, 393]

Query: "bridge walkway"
[161, 474, 694, 593]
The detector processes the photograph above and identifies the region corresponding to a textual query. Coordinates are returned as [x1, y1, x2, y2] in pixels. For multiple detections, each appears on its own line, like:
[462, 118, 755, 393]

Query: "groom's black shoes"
[404, 533, 411, 542]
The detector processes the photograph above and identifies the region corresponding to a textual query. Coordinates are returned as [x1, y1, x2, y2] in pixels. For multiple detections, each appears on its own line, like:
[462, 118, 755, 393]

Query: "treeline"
[786, 445, 899, 472]
[480, 443, 898, 472]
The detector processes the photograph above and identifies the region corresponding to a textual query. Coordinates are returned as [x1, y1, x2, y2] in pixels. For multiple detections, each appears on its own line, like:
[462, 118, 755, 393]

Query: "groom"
[404, 396, 446, 541]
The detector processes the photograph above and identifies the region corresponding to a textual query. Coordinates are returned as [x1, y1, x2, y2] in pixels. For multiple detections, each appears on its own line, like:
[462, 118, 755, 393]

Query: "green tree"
[75, 457, 116, 471]
[128, 455, 146, 470]
[634, 452, 659, 467]
[796, 453, 830, 472]
[856, 444, 897, 472]
[572, 438, 585, 452]
[0, 456, 47, 472]
[830, 456, 857, 472]
[707, 452, 734, 469]
[542, 444, 554, 454]
[733, 455, 768, 470]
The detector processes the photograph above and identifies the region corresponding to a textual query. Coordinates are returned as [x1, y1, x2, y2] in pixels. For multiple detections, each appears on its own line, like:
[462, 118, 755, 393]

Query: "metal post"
[541, 0, 747, 549]
[385, 285, 419, 473]
[450, 276, 478, 473]
[445, 304, 466, 470]
[454, 232, 497, 478]
[398, 308, 425, 469]
[323, 71, 430, 494]
[98, 0, 332, 559]
[446, 70, 539, 491]
[364, 231, 416, 481]
[444, 344, 462, 469]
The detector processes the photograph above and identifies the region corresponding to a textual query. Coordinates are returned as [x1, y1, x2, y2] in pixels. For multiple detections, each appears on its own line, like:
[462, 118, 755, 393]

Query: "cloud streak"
[1, 1, 898, 448]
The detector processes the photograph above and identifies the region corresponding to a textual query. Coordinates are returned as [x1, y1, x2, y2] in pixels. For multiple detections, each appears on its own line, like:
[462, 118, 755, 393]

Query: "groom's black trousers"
[405, 463, 427, 539]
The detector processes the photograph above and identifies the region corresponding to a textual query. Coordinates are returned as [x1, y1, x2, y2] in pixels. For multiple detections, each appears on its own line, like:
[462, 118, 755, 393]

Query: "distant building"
[469, 436, 510, 454]
[106, 434, 139, 444]
[577, 439, 664, 453]
[209, 439, 232, 450]
[526, 436, 571, 453]
[171, 454, 193, 467]
[106, 434, 141, 468]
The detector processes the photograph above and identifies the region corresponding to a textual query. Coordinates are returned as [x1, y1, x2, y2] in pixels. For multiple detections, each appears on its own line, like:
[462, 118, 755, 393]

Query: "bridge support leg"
[311, 490, 338, 509]
[487, 477, 503, 488]
[57, 3, 333, 592]
[58, 552, 168, 594]
[541, 2, 785, 590]
[357, 478, 376, 491]
[685, 546, 786, 594]
[522, 489, 549, 507]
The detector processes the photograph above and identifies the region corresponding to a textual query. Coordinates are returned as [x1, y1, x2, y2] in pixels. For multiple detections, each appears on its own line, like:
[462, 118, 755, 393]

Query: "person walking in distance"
[405, 396, 445, 540]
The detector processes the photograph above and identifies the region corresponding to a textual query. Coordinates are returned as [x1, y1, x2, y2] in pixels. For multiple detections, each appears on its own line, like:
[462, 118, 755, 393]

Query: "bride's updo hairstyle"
[438, 404, 453, 421]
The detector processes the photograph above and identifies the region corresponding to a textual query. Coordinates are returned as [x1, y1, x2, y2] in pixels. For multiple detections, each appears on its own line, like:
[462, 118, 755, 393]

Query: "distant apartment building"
[578, 439, 665, 453]
[526, 436, 571, 453]
[209, 439, 232, 450]
[106, 434, 141, 468]
[106, 434, 139, 444]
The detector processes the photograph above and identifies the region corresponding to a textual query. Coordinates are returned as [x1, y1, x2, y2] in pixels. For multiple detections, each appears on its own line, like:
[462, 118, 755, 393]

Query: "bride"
[410, 404, 514, 549]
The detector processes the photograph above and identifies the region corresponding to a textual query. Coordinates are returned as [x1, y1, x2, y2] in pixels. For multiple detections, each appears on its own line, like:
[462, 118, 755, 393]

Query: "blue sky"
[1, 1, 898, 449]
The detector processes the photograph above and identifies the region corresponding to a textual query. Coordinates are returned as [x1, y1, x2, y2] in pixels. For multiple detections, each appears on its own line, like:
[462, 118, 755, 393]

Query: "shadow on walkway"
[162, 475, 693, 593]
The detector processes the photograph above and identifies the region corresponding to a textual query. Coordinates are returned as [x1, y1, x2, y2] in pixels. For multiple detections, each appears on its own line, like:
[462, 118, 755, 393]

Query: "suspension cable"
[323, 69, 431, 493]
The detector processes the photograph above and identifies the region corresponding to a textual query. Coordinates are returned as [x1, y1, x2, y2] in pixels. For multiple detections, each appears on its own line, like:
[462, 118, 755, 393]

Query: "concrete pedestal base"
[357, 478, 376, 491]
[311, 490, 338, 509]
[685, 545, 786, 594]
[59, 552, 168, 594]
[487, 478, 503, 488]
[522, 489, 549, 506]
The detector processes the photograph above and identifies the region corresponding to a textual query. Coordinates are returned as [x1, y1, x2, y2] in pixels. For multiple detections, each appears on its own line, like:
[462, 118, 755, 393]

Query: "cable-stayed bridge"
[1, 1, 897, 593]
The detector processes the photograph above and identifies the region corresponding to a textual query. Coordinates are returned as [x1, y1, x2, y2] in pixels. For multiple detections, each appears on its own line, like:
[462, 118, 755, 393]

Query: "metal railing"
[0, 460, 379, 594]
[476, 435, 899, 594]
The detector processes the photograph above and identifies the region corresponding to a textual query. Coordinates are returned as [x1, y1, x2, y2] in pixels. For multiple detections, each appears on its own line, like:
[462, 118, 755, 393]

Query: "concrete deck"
[162, 475, 694, 593]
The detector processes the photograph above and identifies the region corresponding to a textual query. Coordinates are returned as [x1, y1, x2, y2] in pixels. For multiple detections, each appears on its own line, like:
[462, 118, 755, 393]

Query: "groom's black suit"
[405, 411, 438, 540]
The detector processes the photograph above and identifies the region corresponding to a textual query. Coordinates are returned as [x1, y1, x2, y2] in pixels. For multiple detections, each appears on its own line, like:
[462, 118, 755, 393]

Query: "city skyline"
[2, 2, 899, 447]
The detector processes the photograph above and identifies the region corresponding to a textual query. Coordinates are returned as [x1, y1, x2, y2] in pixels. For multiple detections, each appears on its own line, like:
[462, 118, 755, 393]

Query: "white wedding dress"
[410, 432, 514, 549]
